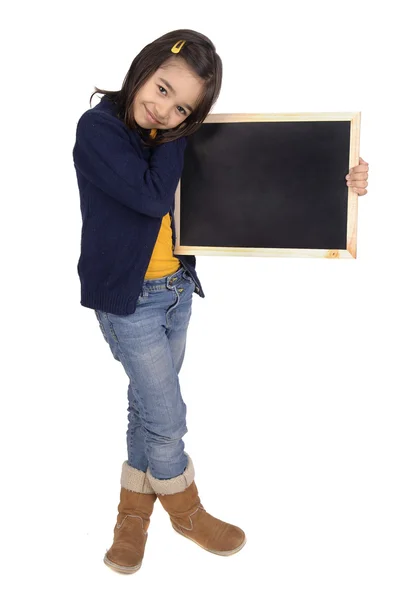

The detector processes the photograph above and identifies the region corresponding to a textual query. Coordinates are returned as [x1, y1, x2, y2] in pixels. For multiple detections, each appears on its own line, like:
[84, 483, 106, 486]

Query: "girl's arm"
[73, 110, 186, 218]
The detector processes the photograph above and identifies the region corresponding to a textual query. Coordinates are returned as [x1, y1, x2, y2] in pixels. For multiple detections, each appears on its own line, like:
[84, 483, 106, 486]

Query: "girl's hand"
[345, 157, 369, 196]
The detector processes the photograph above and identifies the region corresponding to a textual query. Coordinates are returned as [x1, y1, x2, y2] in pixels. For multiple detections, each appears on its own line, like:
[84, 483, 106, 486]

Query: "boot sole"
[103, 554, 142, 574]
[171, 523, 247, 556]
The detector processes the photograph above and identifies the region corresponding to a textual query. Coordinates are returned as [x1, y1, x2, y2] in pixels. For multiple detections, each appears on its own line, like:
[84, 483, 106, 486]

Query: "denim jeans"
[95, 266, 195, 480]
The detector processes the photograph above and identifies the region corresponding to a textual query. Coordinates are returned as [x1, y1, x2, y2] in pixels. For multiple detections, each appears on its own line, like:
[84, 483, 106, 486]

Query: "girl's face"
[133, 58, 204, 130]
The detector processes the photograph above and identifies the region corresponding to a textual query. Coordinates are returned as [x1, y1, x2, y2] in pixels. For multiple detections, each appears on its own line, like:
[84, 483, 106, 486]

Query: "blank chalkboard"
[174, 113, 360, 259]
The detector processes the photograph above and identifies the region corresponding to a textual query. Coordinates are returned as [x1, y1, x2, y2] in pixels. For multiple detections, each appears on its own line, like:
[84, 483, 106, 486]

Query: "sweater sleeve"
[72, 109, 187, 218]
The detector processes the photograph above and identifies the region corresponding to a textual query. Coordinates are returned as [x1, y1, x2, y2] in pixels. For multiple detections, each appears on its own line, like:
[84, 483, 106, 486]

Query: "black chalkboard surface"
[174, 113, 360, 258]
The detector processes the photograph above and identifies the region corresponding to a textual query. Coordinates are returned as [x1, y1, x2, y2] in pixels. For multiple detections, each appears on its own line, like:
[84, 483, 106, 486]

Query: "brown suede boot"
[104, 462, 157, 574]
[146, 454, 246, 556]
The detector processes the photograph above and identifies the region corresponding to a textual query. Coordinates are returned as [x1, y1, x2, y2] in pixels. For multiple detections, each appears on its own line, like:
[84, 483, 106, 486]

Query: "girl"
[72, 29, 369, 575]
[73, 29, 245, 575]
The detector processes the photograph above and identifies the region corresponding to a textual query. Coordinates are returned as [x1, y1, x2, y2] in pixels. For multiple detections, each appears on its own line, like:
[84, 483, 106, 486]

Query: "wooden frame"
[174, 112, 361, 259]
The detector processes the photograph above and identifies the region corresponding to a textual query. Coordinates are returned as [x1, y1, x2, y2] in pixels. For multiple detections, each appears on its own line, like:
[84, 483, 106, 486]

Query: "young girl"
[72, 29, 246, 575]
[73, 28, 369, 575]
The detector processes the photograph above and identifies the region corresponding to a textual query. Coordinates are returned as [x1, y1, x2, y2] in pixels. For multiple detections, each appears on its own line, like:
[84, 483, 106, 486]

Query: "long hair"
[90, 29, 222, 145]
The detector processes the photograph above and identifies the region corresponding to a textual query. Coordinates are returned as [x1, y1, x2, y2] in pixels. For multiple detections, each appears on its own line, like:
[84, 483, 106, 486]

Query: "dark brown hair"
[90, 29, 222, 145]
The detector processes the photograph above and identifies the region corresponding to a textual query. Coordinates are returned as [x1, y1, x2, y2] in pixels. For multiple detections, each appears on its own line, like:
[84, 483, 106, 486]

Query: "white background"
[2, 1, 400, 598]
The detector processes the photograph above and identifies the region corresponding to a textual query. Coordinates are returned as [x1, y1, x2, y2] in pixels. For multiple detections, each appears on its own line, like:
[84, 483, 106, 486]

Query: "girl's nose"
[156, 102, 174, 123]
[156, 112, 168, 123]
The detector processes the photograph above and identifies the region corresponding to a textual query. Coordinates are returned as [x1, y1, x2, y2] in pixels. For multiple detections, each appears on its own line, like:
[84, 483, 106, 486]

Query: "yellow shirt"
[144, 212, 180, 279]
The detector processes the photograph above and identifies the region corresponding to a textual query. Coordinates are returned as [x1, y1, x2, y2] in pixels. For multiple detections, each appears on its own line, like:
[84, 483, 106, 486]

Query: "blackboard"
[174, 113, 360, 259]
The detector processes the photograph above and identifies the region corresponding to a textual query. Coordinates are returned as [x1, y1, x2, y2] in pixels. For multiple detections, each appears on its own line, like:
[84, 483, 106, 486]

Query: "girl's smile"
[144, 105, 165, 126]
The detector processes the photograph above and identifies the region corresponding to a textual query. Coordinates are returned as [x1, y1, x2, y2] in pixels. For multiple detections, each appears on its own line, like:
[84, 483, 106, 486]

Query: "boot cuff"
[121, 461, 155, 494]
[146, 454, 195, 495]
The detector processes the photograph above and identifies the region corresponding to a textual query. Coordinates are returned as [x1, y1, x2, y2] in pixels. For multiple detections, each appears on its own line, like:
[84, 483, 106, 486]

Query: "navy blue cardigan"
[73, 97, 204, 315]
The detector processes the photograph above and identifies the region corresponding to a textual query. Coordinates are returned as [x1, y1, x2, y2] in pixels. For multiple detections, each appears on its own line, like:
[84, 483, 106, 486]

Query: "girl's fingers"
[347, 158, 369, 196]
[345, 173, 368, 185]
[347, 180, 368, 188]
[350, 165, 369, 174]
[348, 172, 369, 181]
[353, 187, 368, 196]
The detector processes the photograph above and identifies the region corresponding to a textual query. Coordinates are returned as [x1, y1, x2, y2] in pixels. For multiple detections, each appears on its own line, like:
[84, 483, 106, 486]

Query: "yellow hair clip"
[171, 40, 186, 54]
[149, 128, 157, 139]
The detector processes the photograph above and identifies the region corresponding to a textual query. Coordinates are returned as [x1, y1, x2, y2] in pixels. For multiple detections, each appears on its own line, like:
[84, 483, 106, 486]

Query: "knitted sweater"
[72, 96, 204, 315]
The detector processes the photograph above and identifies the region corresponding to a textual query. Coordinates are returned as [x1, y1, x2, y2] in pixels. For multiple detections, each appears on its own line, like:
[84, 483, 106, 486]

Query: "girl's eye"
[158, 85, 187, 116]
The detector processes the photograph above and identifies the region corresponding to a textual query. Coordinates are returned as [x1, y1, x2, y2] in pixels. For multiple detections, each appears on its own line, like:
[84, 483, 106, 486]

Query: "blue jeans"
[95, 266, 195, 480]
